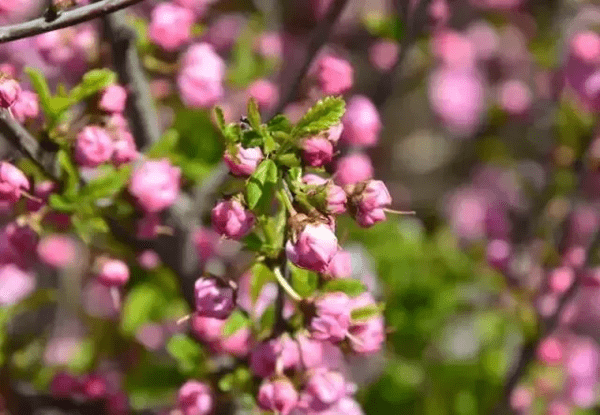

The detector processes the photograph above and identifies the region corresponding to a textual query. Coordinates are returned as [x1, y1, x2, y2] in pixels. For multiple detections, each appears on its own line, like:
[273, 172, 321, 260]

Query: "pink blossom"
[212, 326, 251, 357]
[315, 55, 354, 95]
[258, 378, 298, 415]
[286, 224, 338, 273]
[112, 131, 138, 166]
[537, 337, 563, 365]
[0, 223, 38, 268]
[301, 368, 347, 411]
[74, 126, 114, 167]
[211, 199, 255, 240]
[325, 250, 352, 279]
[37, 235, 78, 268]
[191, 314, 225, 343]
[178, 381, 213, 415]
[0, 161, 29, 204]
[50, 372, 80, 398]
[223, 144, 263, 176]
[548, 267, 575, 294]
[431, 30, 477, 70]
[99, 85, 127, 113]
[486, 239, 511, 270]
[148, 3, 195, 51]
[193, 227, 220, 262]
[341, 96, 382, 147]
[174, 0, 217, 16]
[352, 180, 392, 227]
[498, 79, 532, 116]
[178, 43, 225, 108]
[334, 153, 374, 186]
[136, 213, 162, 239]
[11, 90, 39, 123]
[98, 259, 130, 287]
[369, 40, 399, 72]
[302, 137, 334, 167]
[0, 77, 20, 108]
[248, 79, 279, 111]
[137, 250, 161, 270]
[256, 32, 283, 60]
[129, 159, 181, 213]
[205, 14, 244, 52]
[295, 333, 325, 369]
[311, 292, 351, 342]
[250, 335, 300, 378]
[82, 374, 107, 400]
[194, 276, 236, 319]
[0, 264, 35, 306]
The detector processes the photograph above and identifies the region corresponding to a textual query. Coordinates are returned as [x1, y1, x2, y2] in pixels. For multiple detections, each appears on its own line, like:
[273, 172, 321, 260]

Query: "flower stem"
[278, 187, 296, 215]
[273, 266, 302, 302]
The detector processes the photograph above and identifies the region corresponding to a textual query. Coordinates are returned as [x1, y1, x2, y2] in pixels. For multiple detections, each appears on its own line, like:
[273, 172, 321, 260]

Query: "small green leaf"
[48, 194, 78, 213]
[147, 129, 180, 158]
[256, 305, 275, 340]
[250, 263, 276, 303]
[242, 233, 264, 252]
[277, 153, 301, 167]
[24, 67, 52, 115]
[57, 149, 79, 198]
[263, 133, 279, 155]
[290, 264, 318, 298]
[222, 310, 249, 337]
[69, 69, 117, 102]
[214, 107, 227, 132]
[247, 159, 278, 210]
[246, 180, 263, 210]
[120, 284, 163, 336]
[267, 115, 292, 133]
[351, 303, 384, 321]
[247, 98, 262, 130]
[67, 339, 96, 375]
[292, 97, 345, 137]
[166, 335, 204, 375]
[218, 373, 235, 392]
[322, 279, 367, 297]
[79, 165, 132, 201]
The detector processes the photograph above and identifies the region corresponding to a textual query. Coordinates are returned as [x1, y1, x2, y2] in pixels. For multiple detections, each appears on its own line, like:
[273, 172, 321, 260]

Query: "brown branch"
[0, 0, 146, 44]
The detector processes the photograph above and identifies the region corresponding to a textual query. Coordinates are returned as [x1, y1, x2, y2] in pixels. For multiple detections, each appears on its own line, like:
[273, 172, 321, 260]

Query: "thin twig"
[0, 0, 146, 44]
[103, 11, 161, 149]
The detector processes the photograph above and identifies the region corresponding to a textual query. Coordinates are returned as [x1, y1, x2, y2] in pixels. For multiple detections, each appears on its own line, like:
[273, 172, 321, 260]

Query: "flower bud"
[295, 333, 324, 369]
[99, 84, 127, 113]
[303, 174, 347, 215]
[112, 131, 138, 166]
[248, 79, 279, 111]
[37, 235, 78, 268]
[301, 137, 334, 167]
[302, 368, 347, 411]
[211, 199, 255, 239]
[50, 372, 79, 398]
[74, 126, 114, 167]
[0, 77, 20, 108]
[82, 374, 107, 400]
[98, 259, 130, 287]
[178, 43, 225, 108]
[178, 380, 213, 415]
[223, 144, 263, 176]
[0, 264, 35, 306]
[194, 276, 236, 319]
[350, 180, 392, 227]
[341, 96, 381, 147]
[129, 159, 181, 213]
[325, 250, 352, 279]
[191, 314, 225, 343]
[286, 223, 338, 273]
[257, 378, 299, 415]
[334, 153, 374, 186]
[12, 90, 39, 123]
[148, 2, 194, 51]
[250, 335, 300, 378]
[310, 292, 351, 342]
[0, 161, 29, 204]
[315, 55, 354, 95]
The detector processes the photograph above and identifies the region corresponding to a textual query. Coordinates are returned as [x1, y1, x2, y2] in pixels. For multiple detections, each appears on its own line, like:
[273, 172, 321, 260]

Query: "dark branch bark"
[103, 11, 161, 149]
[0, 0, 146, 44]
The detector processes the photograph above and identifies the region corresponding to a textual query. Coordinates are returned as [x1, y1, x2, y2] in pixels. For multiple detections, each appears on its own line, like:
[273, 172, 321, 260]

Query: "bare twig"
[103, 11, 161, 149]
[0, 0, 146, 44]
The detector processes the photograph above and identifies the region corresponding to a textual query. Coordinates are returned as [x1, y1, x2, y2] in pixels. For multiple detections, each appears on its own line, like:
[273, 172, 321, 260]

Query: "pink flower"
[129, 159, 181, 213]
[498, 79, 532, 116]
[112, 131, 138, 166]
[0, 223, 38, 268]
[256, 32, 283, 60]
[37, 235, 78, 268]
[348, 315, 385, 354]
[211, 199, 256, 240]
[302, 137, 334, 167]
[548, 267, 575, 294]
[352, 180, 392, 227]
[178, 43, 225, 108]
[82, 374, 107, 399]
[50, 372, 79, 398]
[148, 3, 195, 51]
[310, 292, 351, 342]
[178, 381, 213, 415]
[248, 79, 279, 111]
[223, 145, 263, 176]
[98, 259, 130, 287]
[304, 174, 347, 215]
[334, 153, 374, 186]
[258, 378, 299, 415]
[212, 326, 251, 357]
[250, 335, 300, 378]
[193, 227, 220, 262]
[11, 90, 39, 123]
[0, 264, 35, 306]
[537, 337, 563, 366]
[0, 161, 29, 204]
[136, 213, 162, 239]
[194, 276, 236, 319]
[0, 77, 20, 108]
[99, 85, 127, 113]
[174, 0, 216, 16]
[286, 224, 338, 273]
[315, 55, 354, 95]
[74, 126, 114, 167]
[369, 40, 399, 72]
[137, 250, 161, 270]
[302, 368, 347, 411]
[341, 96, 381, 147]
[325, 250, 352, 279]
[191, 314, 225, 343]
[295, 333, 324, 369]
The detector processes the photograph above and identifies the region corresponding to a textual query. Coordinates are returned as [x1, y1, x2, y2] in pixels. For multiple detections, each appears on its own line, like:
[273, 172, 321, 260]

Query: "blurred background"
[2, 0, 600, 414]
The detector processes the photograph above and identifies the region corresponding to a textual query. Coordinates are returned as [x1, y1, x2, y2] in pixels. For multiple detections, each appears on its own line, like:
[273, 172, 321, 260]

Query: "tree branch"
[103, 10, 161, 149]
[0, 0, 146, 44]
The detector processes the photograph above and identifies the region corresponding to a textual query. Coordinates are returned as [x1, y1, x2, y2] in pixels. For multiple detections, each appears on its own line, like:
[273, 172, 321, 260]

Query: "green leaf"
[57, 149, 79, 198]
[67, 339, 96, 374]
[290, 265, 319, 298]
[267, 115, 292, 133]
[166, 335, 205, 376]
[222, 310, 249, 337]
[292, 96, 345, 138]
[69, 69, 117, 102]
[250, 263, 276, 303]
[277, 153, 301, 167]
[147, 129, 180, 158]
[351, 303, 384, 321]
[214, 106, 227, 132]
[48, 194, 78, 213]
[24, 67, 52, 115]
[120, 284, 163, 336]
[256, 305, 275, 340]
[322, 278, 367, 297]
[263, 133, 279, 155]
[125, 361, 184, 410]
[247, 98, 262, 130]
[79, 165, 131, 201]
[247, 159, 278, 210]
